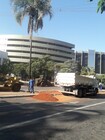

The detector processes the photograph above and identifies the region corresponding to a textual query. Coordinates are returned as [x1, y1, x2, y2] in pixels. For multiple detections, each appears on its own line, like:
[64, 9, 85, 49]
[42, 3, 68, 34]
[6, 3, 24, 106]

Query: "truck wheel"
[77, 89, 83, 98]
[12, 84, 21, 92]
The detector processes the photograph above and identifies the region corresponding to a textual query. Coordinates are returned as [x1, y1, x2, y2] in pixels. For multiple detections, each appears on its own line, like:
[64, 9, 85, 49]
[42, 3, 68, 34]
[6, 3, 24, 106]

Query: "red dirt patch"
[33, 91, 60, 102]
[32, 90, 77, 102]
[32, 90, 105, 102]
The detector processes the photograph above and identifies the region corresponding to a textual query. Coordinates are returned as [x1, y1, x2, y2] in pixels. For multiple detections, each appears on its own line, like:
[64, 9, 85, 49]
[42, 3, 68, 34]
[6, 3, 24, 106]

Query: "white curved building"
[0, 35, 75, 63]
[0, 51, 8, 65]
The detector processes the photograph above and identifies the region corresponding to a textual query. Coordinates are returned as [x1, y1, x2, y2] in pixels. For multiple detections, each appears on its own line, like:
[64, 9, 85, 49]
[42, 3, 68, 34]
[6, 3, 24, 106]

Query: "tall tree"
[81, 66, 95, 76]
[0, 59, 13, 75]
[11, 0, 53, 78]
[12, 63, 28, 79]
[31, 55, 55, 79]
[90, 0, 105, 13]
[59, 60, 82, 75]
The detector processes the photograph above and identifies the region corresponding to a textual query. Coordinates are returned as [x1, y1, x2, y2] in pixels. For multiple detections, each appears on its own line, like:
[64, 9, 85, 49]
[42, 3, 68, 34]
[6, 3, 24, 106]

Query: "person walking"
[99, 82, 102, 90]
[29, 78, 35, 93]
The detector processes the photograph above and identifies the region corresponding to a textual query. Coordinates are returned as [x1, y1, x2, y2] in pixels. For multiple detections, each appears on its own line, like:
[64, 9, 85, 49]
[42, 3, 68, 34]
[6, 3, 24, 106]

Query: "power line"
[54, 7, 97, 13]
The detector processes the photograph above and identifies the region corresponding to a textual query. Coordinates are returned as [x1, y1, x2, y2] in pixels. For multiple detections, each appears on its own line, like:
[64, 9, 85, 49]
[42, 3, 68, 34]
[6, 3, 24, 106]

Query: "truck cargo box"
[55, 73, 98, 87]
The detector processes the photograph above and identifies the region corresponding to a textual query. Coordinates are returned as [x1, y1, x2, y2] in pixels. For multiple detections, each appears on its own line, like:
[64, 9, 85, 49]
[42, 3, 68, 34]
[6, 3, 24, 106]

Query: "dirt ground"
[32, 90, 78, 102]
[1, 89, 105, 102]
[32, 90, 105, 102]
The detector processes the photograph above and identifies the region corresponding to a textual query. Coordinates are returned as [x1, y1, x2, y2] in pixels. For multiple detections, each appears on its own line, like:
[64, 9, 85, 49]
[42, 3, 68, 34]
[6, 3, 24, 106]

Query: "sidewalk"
[0, 86, 62, 98]
[0, 91, 35, 98]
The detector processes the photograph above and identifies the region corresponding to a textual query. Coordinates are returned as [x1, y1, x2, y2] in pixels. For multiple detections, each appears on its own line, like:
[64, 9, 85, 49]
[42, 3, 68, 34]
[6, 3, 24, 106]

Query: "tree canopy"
[0, 59, 13, 75]
[12, 55, 55, 80]
[11, 0, 53, 78]
[11, 0, 53, 33]
[58, 60, 82, 75]
[90, 0, 105, 13]
[80, 66, 95, 76]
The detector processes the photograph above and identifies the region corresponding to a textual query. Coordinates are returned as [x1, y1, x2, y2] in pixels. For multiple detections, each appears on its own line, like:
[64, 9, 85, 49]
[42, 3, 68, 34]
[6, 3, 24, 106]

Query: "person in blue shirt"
[99, 82, 102, 90]
[29, 78, 35, 93]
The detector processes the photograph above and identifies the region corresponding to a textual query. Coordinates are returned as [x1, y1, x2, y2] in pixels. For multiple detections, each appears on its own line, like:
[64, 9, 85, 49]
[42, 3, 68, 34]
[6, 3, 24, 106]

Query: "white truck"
[55, 73, 98, 97]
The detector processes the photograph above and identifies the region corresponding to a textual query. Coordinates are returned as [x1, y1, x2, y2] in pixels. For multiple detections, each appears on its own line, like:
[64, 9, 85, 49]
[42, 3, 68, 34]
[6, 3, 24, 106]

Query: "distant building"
[75, 50, 105, 74]
[0, 50, 8, 65]
[2, 35, 105, 74]
[0, 35, 75, 63]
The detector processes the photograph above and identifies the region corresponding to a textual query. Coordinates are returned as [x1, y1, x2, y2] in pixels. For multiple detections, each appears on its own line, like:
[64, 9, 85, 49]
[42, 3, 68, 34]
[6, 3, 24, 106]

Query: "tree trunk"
[29, 28, 33, 79]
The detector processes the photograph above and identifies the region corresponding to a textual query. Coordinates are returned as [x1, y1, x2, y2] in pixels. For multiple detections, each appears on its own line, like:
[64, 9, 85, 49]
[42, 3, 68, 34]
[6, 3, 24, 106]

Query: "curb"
[0, 91, 36, 98]
[0, 87, 61, 98]
[0, 94, 34, 98]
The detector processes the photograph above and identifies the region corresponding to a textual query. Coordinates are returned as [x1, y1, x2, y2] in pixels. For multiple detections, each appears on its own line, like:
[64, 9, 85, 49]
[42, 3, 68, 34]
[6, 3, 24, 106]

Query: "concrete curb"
[0, 94, 34, 98]
[0, 91, 36, 98]
[0, 86, 62, 98]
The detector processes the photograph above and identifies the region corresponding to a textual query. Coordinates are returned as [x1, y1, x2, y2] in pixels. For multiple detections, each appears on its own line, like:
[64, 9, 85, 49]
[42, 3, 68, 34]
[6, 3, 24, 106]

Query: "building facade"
[0, 35, 75, 63]
[0, 51, 8, 65]
[1, 35, 105, 74]
[75, 50, 105, 74]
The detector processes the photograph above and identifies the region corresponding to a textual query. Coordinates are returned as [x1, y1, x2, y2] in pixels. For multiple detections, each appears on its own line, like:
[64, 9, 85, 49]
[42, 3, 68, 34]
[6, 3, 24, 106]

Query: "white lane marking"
[0, 101, 105, 131]
[62, 101, 79, 104]
[44, 101, 79, 106]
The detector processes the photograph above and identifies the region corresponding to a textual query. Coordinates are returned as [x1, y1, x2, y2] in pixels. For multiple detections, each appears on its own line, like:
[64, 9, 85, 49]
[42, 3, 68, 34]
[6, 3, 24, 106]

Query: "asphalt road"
[0, 94, 105, 140]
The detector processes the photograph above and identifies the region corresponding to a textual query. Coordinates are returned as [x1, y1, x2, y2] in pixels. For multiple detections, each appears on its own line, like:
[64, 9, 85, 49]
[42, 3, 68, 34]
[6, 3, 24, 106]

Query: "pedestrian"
[29, 77, 35, 93]
[99, 82, 102, 90]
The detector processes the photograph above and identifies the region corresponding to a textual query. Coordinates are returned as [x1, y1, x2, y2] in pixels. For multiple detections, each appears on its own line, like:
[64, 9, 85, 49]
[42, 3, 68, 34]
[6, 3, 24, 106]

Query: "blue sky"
[0, 0, 105, 52]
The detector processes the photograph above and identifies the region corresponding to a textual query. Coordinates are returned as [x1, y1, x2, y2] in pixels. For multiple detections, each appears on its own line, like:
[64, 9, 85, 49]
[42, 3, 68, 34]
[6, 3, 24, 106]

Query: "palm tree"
[11, 0, 53, 78]
[90, 0, 105, 13]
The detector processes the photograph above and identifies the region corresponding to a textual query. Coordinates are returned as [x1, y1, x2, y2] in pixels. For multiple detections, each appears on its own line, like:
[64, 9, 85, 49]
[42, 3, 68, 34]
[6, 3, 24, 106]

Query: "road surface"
[0, 92, 105, 140]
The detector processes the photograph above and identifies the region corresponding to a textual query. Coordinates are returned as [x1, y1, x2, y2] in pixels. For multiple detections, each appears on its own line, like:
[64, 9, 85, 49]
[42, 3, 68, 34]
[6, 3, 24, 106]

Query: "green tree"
[11, 56, 55, 80]
[0, 59, 13, 75]
[11, 0, 53, 78]
[90, 0, 105, 13]
[12, 63, 28, 79]
[96, 74, 105, 84]
[31, 55, 55, 80]
[81, 66, 95, 75]
[80, 67, 88, 75]
[59, 60, 82, 74]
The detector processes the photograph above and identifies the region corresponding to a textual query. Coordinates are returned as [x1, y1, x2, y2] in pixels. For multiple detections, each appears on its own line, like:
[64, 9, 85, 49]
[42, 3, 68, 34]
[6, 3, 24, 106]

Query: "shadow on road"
[0, 91, 105, 140]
